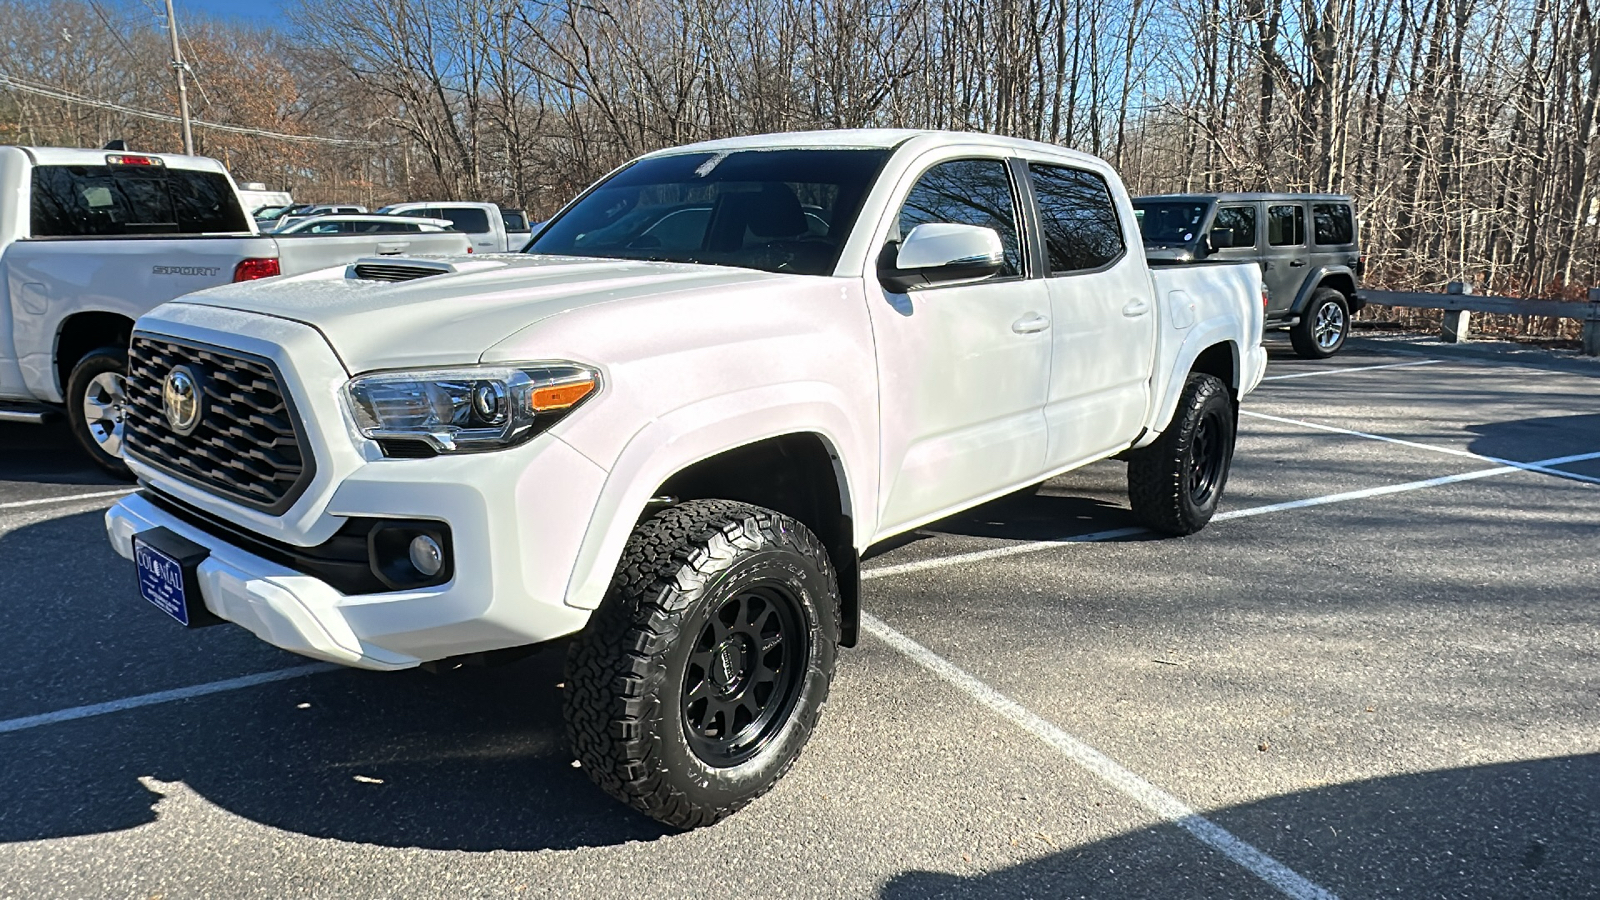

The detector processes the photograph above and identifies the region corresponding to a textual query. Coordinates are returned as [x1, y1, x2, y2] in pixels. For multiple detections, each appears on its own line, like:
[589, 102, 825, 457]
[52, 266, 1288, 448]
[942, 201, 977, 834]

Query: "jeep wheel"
[65, 347, 133, 479]
[564, 500, 840, 829]
[1290, 288, 1349, 358]
[1127, 373, 1235, 535]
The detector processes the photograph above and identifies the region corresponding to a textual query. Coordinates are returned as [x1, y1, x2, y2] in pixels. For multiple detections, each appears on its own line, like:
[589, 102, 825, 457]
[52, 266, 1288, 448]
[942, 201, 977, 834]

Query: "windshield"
[1132, 201, 1211, 245]
[529, 149, 890, 276]
[253, 204, 290, 219]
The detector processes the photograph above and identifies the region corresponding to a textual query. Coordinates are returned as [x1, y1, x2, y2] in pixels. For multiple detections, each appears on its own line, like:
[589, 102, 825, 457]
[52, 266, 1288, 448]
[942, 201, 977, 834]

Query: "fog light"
[408, 534, 444, 577]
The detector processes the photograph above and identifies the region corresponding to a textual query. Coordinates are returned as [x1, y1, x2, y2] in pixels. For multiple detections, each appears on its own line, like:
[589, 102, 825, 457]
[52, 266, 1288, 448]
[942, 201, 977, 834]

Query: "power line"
[0, 73, 387, 148]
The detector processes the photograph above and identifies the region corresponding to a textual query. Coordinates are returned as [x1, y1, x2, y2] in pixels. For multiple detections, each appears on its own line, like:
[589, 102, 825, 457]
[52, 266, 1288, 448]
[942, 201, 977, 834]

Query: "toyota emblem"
[162, 365, 203, 435]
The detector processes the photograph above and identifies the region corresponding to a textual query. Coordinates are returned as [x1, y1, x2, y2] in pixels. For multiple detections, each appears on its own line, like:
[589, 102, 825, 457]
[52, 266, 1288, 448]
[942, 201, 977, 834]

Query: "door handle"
[1122, 298, 1150, 317]
[1289, 260, 1307, 267]
[1012, 313, 1051, 334]
[376, 242, 409, 255]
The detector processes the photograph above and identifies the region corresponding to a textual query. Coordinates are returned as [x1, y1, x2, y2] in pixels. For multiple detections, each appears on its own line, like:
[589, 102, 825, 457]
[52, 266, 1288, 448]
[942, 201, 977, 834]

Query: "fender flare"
[558, 385, 868, 611]
[1137, 327, 1238, 448]
[1291, 265, 1357, 315]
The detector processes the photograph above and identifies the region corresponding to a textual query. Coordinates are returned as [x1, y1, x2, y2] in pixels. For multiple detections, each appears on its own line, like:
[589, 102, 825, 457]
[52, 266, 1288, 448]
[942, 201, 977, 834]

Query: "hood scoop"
[348, 257, 506, 283]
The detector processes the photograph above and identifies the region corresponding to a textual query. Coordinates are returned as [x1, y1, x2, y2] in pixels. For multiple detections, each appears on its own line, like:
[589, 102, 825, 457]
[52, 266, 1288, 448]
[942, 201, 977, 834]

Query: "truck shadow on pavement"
[878, 753, 1600, 898]
[0, 421, 127, 486]
[0, 510, 669, 852]
[1466, 413, 1600, 468]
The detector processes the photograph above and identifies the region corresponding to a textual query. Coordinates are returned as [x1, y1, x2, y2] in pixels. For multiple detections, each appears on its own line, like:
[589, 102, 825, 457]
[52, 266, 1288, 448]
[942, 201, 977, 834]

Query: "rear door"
[1262, 201, 1308, 316]
[1028, 161, 1156, 469]
[866, 153, 1051, 535]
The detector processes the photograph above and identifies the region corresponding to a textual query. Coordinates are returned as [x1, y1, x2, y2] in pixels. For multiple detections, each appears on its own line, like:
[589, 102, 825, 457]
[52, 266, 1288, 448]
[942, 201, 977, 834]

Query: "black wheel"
[564, 499, 841, 829]
[65, 347, 133, 479]
[1289, 288, 1349, 358]
[1128, 373, 1235, 535]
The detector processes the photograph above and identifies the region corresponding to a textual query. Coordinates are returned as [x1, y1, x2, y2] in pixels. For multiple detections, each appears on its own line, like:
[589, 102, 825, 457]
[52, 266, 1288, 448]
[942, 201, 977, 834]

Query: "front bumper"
[106, 433, 606, 671]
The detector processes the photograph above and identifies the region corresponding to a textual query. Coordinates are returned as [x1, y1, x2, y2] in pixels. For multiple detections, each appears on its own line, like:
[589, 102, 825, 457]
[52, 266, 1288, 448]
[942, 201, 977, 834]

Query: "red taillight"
[465, 246, 474, 253]
[106, 154, 162, 167]
[233, 258, 281, 282]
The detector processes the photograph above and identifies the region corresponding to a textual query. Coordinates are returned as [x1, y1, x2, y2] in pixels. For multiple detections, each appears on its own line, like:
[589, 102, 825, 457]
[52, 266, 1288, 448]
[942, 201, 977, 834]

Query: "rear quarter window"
[29, 165, 248, 237]
[1312, 203, 1355, 245]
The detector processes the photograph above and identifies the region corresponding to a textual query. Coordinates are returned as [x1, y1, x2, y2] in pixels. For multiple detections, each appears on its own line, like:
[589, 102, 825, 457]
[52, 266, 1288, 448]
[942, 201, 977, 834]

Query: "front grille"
[352, 262, 446, 282]
[124, 335, 313, 514]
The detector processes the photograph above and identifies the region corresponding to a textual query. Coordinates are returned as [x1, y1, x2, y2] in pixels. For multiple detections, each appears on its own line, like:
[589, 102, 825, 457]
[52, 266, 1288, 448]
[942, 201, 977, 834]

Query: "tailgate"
[4, 236, 277, 311]
[273, 232, 474, 276]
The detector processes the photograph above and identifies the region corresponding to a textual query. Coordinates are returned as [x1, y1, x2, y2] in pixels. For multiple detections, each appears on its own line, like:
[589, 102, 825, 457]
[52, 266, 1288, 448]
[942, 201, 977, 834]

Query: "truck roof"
[643, 129, 1107, 168]
[1135, 192, 1353, 203]
[11, 146, 230, 173]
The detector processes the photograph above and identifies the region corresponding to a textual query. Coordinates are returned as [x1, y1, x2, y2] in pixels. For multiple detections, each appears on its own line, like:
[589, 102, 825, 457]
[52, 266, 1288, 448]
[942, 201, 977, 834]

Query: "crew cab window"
[1028, 163, 1123, 274]
[306, 221, 347, 234]
[1267, 204, 1305, 246]
[440, 208, 491, 233]
[1212, 206, 1257, 248]
[1312, 203, 1354, 245]
[897, 159, 1022, 277]
[30, 165, 248, 237]
[529, 148, 887, 276]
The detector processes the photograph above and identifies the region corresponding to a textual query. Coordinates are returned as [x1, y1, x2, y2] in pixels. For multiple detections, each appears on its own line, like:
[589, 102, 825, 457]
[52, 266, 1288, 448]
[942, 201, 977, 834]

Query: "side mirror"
[1208, 227, 1235, 251]
[879, 223, 1004, 293]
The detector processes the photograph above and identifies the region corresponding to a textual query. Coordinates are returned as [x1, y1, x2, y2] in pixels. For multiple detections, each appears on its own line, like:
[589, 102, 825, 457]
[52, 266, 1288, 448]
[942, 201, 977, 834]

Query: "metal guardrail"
[1357, 283, 1600, 356]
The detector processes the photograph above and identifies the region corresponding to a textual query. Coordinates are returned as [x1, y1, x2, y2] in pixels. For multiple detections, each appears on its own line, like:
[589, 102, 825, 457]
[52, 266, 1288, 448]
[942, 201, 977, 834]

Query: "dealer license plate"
[134, 535, 193, 626]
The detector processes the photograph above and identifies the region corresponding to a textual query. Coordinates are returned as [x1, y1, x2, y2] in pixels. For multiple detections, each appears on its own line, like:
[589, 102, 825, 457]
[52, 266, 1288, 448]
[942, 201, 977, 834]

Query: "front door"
[866, 154, 1051, 536]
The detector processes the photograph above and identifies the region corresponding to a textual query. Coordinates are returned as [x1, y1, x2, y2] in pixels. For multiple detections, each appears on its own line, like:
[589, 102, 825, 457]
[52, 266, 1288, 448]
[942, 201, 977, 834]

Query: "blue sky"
[172, 0, 293, 28]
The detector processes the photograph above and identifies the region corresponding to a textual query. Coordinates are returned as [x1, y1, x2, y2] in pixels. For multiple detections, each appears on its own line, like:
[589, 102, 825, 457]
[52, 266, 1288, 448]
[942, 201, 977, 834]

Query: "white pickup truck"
[104, 130, 1265, 828]
[375, 201, 531, 252]
[0, 146, 471, 473]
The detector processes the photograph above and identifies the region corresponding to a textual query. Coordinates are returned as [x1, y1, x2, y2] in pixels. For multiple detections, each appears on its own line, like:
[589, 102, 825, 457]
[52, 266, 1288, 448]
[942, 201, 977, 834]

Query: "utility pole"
[163, 0, 194, 155]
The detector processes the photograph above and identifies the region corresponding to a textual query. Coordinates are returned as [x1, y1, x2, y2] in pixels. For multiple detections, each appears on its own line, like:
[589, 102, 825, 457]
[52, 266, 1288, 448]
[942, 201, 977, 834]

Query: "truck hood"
[169, 254, 793, 372]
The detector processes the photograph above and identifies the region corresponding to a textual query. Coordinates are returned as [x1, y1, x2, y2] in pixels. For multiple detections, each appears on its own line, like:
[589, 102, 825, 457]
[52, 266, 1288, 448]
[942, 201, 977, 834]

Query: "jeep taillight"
[233, 258, 281, 282]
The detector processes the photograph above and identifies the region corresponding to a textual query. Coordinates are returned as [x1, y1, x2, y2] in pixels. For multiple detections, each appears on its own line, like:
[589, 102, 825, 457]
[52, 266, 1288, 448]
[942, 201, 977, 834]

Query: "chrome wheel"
[82, 371, 127, 457]
[1314, 301, 1346, 350]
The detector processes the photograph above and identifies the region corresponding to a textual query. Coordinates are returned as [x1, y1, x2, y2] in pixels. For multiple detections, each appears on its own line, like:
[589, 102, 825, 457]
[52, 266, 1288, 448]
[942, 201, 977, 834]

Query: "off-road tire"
[1127, 374, 1235, 535]
[65, 347, 133, 479]
[564, 500, 841, 829]
[1290, 288, 1350, 358]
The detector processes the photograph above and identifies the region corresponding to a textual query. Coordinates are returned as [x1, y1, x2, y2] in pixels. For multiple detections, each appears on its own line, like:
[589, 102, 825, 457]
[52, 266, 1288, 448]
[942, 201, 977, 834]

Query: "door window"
[897, 159, 1022, 277]
[1312, 203, 1354, 245]
[1212, 206, 1257, 248]
[1027, 163, 1124, 274]
[441, 208, 492, 233]
[1267, 205, 1305, 246]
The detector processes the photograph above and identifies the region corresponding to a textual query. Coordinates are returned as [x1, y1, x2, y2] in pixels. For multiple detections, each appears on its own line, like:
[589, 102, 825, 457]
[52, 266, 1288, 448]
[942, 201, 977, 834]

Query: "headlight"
[344, 363, 599, 453]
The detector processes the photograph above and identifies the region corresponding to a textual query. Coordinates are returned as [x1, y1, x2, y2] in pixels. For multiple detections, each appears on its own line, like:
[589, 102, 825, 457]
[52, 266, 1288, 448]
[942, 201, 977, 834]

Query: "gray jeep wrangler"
[1133, 193, 1363, 358]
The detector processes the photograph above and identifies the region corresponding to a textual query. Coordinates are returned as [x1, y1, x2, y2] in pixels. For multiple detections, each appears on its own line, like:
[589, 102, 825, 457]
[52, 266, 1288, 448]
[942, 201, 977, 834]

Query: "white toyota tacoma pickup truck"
[104, 130, 1265, 828]
[0, 146, 469, 473]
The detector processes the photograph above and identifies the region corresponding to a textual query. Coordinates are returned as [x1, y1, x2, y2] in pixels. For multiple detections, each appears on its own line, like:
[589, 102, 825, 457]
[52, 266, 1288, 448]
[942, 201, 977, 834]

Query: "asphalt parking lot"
[3, 337, 1598, 900]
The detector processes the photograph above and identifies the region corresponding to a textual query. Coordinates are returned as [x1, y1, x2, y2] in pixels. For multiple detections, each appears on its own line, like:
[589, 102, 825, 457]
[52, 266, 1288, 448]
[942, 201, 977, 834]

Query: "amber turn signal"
[530, 380, 596, 411]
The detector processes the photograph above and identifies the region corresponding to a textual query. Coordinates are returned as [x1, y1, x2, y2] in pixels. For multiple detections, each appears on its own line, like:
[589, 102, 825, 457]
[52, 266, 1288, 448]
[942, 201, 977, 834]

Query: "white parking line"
[1261, 359, 1442, 381]
[863, 613, 1338, 900]
[0, 663, 336, 734]
[0, 487, 133, 512]
[1242, 410, 1600, 486]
